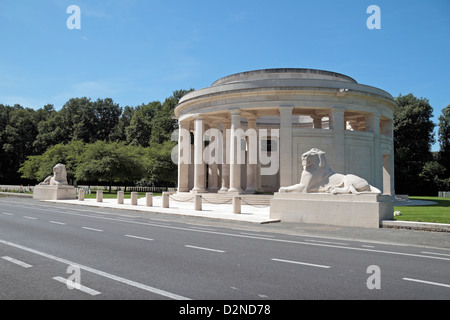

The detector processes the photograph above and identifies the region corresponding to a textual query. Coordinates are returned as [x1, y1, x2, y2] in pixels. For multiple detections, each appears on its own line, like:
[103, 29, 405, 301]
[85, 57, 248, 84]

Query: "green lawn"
[394, 196, 450, 224]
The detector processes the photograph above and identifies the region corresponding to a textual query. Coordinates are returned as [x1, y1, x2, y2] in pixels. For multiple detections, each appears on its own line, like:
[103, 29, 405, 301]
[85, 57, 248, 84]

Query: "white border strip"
[271, 258, 330, 269]
[185, 245, 226, 253]
[53, 276, 101, 296]
[403, 277, 450, 289]
[1, 256, 33, 268]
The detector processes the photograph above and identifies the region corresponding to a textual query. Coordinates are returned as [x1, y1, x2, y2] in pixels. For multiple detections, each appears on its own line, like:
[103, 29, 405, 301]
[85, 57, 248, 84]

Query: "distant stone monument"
[271, 148, 393, 228]
[33, 163, 77, 200]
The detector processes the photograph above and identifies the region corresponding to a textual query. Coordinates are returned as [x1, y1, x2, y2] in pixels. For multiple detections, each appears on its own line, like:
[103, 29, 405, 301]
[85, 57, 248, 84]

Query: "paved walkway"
[47, 196, 278, 224]
[6, 192, 447, 231]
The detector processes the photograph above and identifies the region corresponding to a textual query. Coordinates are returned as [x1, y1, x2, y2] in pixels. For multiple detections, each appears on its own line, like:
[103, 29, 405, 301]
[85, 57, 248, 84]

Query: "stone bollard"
[117, 191, 124, 204]
[146, 192, 153, 207]
[96, 190, 103, 203]
[78, 188, 85, 201]
[131, 192, 138, 205]
[233, 196, 241, 214]
[194, 194, 202, 211]
[162, 192, 170, 208]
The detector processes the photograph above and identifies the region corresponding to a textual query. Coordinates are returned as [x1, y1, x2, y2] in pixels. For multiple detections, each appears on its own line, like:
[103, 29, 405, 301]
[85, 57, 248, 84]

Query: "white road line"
[125, 235, 154, 241]
[421, 251, 450, 257]
[189, 226, 216, 231]
[81, 227, 103, 232]
[184, 245, 226, 253]
[23, 216, 37, 220]
[0, 238, 190, 300]
[53, 276, 101, 296]
[1, 212, 14, 216]
[49, 221, 66, 225]
[12, 206, 450, 262]
[305, 239, 348, 246]
[240, 232, 274, 238]
[362, 245, 375, 248]
[1, 256, 33, 268]
[271, 258, 331, 269]
[403, 278, 450, 289]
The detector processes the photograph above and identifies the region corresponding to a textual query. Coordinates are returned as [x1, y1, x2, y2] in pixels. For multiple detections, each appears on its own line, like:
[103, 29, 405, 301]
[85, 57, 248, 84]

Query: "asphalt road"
[0, 196, 449, 301]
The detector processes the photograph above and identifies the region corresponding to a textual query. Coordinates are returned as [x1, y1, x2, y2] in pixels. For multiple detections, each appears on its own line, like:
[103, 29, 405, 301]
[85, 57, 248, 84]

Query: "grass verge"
[394, 196, 450, 224]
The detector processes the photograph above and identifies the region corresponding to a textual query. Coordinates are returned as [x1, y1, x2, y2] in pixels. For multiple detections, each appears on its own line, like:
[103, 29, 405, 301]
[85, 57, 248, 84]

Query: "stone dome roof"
[211, 68, 357, 86]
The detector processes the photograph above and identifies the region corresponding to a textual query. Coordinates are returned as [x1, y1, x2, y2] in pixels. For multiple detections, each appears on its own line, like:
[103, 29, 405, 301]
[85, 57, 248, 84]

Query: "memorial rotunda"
[174, 68, 396, 195]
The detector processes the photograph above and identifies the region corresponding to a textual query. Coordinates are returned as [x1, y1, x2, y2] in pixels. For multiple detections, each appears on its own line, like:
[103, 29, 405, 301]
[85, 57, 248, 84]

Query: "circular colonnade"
[174, 68, 396, 195]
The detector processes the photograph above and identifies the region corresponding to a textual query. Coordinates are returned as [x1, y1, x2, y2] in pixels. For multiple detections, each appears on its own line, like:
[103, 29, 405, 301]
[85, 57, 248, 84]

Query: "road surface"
[1, 196, 449, 301]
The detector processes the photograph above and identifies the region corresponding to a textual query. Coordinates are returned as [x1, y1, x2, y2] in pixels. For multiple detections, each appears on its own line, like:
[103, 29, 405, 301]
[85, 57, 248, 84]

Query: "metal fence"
[76, 185, 177, 193]
[438, 191, 450, 198]
[0, 185, 34, 193]
[0, 185, 176, 194]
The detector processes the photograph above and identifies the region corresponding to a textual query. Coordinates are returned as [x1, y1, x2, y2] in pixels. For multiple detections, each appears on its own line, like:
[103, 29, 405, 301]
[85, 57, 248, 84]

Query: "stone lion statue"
[39, 163, 69, 186]
[279, 148, 381, 195]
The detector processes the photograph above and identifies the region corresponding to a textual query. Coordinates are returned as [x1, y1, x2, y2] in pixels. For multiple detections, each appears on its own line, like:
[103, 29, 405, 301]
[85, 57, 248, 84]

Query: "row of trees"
[394, 94, 449, 195]
[0, 89, 193, 186]
[18, 140, 177, 192]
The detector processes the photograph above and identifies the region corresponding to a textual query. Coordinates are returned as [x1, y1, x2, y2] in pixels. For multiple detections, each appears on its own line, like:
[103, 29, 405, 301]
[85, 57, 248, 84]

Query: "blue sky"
[0, 0, 448, 150]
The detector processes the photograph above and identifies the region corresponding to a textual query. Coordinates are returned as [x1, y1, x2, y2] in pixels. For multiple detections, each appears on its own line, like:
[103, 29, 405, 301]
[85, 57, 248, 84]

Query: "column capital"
[229, 108, 241, 116]
[279, 105, 294, 113]
[333, 106, 346, 113]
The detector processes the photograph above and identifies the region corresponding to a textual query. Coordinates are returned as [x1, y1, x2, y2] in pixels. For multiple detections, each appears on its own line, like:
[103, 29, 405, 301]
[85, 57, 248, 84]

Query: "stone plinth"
[270, 193, 393, 228]
[33, 185, 77, 201]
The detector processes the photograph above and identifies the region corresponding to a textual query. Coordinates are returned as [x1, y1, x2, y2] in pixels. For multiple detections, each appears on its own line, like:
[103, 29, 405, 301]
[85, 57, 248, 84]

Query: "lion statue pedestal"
[270, 148, 393, 228]
[33, 163, 77, 201]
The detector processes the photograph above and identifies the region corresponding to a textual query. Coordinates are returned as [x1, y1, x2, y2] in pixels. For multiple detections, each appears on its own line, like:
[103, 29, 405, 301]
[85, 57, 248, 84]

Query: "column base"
[227, 188, 243, 194]
[190, 189, 208, 194]
[244, 187, 257, 194]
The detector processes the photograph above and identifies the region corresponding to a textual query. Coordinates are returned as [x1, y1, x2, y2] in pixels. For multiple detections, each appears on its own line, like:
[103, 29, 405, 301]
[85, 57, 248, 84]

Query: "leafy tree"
[59, 97, 96, 143]
[33, 105, 66, 154]
[438, 105, 450, 169]
[150, 89, 194, 145]
[126, 101, 161, 147]
[109, 105, 134, 142]
[75, 141, 144, 192]
[419, 161, 450, 192]
[19, 141, 85, 183]
[93, 98, 122, 141]
[0, 105, 39, 183]
[394, 94, 436, 195]
[142, 140, 177, 186]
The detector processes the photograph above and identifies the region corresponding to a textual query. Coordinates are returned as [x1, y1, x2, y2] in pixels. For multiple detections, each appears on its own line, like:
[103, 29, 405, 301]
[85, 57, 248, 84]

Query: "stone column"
[208, 157, 219, 192]
[229, 110, 242, 192]
[245, 116, 258, 193]
[177, 120, 190, 193]
[279, 105, 294, 187]
[219, 121, 230, 192]
[365, 112, 382, 191]
[206, 121, 219, 192]
[330, 107, 346, 173]
[192, 117, 206, 192]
